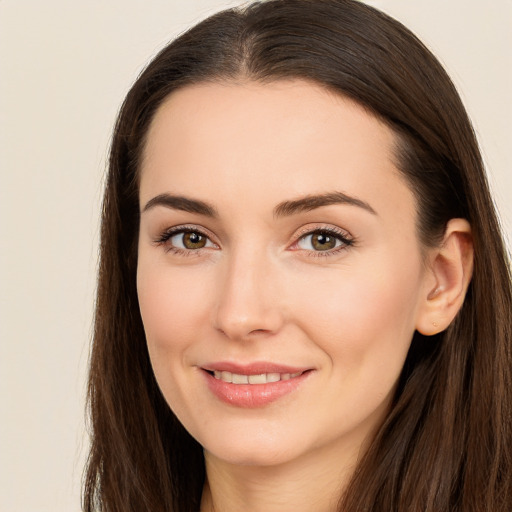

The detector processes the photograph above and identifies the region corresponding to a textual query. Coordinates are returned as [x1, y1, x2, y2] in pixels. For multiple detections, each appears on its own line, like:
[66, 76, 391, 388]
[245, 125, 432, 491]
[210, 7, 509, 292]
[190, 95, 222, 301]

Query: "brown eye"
[182, 231, 207, 249]
[164, 229, 215, 251]
[296, 229, 351, 253]
[310, 232, 337, 251]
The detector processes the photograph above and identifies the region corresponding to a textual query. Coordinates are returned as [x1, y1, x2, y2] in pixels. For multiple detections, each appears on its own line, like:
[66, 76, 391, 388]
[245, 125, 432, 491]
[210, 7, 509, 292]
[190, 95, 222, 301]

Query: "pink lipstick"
[201, 362, 312, 408]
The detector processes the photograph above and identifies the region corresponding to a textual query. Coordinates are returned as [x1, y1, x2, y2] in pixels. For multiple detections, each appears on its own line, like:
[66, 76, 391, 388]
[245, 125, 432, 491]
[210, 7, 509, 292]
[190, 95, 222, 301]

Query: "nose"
[212, 249, 285, 341]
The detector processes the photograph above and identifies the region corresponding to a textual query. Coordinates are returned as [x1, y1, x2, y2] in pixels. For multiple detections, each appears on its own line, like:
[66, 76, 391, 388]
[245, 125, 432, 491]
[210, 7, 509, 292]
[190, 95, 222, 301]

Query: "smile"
[202, 364, 313, 408]
[212, 371, 303, 384]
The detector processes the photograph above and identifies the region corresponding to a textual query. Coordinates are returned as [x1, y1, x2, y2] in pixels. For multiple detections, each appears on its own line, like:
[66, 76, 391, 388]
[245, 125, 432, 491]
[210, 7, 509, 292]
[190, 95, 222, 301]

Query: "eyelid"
[292, 223, 352, 240]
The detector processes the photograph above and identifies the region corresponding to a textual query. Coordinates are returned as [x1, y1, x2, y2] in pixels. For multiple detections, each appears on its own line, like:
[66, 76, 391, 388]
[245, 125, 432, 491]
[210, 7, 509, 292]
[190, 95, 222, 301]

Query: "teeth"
[212, 371, 303, 384]
[248, 373, 267, 384]
[221, 371, 232, 383]
[232, 373, 249, 384]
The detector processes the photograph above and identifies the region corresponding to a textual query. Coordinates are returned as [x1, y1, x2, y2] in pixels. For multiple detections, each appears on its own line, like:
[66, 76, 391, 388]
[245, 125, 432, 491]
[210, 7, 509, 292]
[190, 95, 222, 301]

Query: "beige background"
[0, 1, 510, 511]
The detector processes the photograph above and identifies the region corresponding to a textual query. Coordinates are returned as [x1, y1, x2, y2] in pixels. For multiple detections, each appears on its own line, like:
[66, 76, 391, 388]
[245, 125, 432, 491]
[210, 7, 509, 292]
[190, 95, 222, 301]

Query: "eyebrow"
[273, 191, 377, 218]
[141, 190, 376, 218]
[142, 193, 218, 217]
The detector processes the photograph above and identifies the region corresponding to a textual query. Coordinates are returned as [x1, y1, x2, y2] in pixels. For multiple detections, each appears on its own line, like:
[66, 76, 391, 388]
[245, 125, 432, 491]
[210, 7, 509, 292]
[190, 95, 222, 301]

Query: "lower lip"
[203, 370, 312, 408]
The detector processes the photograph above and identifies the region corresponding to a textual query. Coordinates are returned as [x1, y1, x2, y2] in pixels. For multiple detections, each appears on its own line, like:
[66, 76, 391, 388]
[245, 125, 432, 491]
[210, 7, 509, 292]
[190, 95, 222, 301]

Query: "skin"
[136, 80, 471, 511]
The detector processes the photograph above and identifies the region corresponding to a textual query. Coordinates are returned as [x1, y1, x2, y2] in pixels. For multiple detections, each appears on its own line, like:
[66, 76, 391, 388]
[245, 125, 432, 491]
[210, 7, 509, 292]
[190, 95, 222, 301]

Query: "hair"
[83, 1, 512, 511]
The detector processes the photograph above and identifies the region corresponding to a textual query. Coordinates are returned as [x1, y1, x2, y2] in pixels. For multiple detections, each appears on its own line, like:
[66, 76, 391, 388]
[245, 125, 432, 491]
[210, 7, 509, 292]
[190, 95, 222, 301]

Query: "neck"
[200, 441, 360, 512]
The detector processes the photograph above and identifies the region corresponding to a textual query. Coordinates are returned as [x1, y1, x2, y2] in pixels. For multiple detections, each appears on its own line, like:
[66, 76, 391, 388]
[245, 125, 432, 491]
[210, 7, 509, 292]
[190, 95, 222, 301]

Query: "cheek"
[136, 263, 214, 421]
[290, 259, 423, 374]
[136, 263, 210, 358]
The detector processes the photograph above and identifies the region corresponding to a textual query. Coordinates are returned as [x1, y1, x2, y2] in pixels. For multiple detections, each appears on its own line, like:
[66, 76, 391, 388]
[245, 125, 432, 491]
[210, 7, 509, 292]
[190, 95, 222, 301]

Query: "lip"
[200, 361, 313, 408]
[202, 361, 308, 375]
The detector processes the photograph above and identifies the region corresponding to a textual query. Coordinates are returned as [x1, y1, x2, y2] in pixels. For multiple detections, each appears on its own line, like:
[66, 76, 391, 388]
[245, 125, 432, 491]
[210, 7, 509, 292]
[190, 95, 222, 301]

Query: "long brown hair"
[83, 1, 512, 510]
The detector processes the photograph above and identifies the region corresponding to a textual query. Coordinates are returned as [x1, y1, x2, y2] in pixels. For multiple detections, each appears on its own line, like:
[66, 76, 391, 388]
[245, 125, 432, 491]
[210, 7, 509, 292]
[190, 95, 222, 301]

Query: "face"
[137, 80, 432, 470]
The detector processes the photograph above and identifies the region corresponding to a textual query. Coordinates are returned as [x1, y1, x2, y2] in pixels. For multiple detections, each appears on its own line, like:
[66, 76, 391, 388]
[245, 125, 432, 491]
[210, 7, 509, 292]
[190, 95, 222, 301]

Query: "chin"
[199, 425, 306, 468]
[206, 443, 300, 468]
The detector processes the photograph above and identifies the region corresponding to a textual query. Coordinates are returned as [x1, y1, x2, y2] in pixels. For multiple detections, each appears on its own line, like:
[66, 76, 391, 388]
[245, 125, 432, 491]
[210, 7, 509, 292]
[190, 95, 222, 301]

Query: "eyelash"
[154, 225, 217, 257]
[154, 225, 354, 257]
[291, 226, 354, 257]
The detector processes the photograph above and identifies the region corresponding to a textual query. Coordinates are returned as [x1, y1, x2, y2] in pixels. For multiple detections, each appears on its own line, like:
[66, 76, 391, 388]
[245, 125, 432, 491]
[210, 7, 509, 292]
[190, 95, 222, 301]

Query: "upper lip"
[201, 361, 312, 375]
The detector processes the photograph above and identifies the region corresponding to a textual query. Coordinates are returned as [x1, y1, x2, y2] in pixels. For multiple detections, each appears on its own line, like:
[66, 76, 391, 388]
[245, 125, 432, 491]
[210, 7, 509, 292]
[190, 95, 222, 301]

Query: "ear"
[416, 218, 474, 336]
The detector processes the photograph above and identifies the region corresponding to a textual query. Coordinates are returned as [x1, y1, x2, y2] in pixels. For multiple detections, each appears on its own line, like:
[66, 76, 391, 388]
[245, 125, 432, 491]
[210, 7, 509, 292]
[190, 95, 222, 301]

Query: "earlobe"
[416, 219, 474, 336]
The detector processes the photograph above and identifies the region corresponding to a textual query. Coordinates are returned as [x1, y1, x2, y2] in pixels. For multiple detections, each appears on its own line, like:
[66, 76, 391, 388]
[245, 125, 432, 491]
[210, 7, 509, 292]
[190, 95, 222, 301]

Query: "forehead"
[140, 80, 414, 222]
[142, 79, 394, 171]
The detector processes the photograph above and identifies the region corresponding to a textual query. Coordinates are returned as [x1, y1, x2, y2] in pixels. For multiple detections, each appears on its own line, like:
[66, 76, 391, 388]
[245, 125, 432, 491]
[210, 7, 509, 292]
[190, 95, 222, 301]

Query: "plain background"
[0, 1, 510, 511]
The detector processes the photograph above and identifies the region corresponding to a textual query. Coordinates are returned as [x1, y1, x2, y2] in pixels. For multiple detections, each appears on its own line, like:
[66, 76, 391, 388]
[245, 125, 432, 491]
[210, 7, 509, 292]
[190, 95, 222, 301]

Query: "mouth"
[200, 363, 313, 408]
[205, 370, 304, 384]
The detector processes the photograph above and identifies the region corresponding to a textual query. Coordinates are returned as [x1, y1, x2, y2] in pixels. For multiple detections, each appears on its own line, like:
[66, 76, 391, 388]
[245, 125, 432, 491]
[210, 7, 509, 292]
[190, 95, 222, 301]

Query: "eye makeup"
[153, 222, 355, 259]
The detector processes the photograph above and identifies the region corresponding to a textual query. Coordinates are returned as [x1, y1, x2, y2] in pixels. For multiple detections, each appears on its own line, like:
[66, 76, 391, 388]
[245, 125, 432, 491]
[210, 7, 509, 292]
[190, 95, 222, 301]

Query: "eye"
[155, 227, 218, 253]
[171, 231, 212, 250]
[295, 228, 353, 253]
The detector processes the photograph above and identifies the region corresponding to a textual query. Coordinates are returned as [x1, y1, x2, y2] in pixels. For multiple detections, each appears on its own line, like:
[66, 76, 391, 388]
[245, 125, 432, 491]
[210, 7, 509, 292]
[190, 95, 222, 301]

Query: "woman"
[84, 1, 512, 510]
